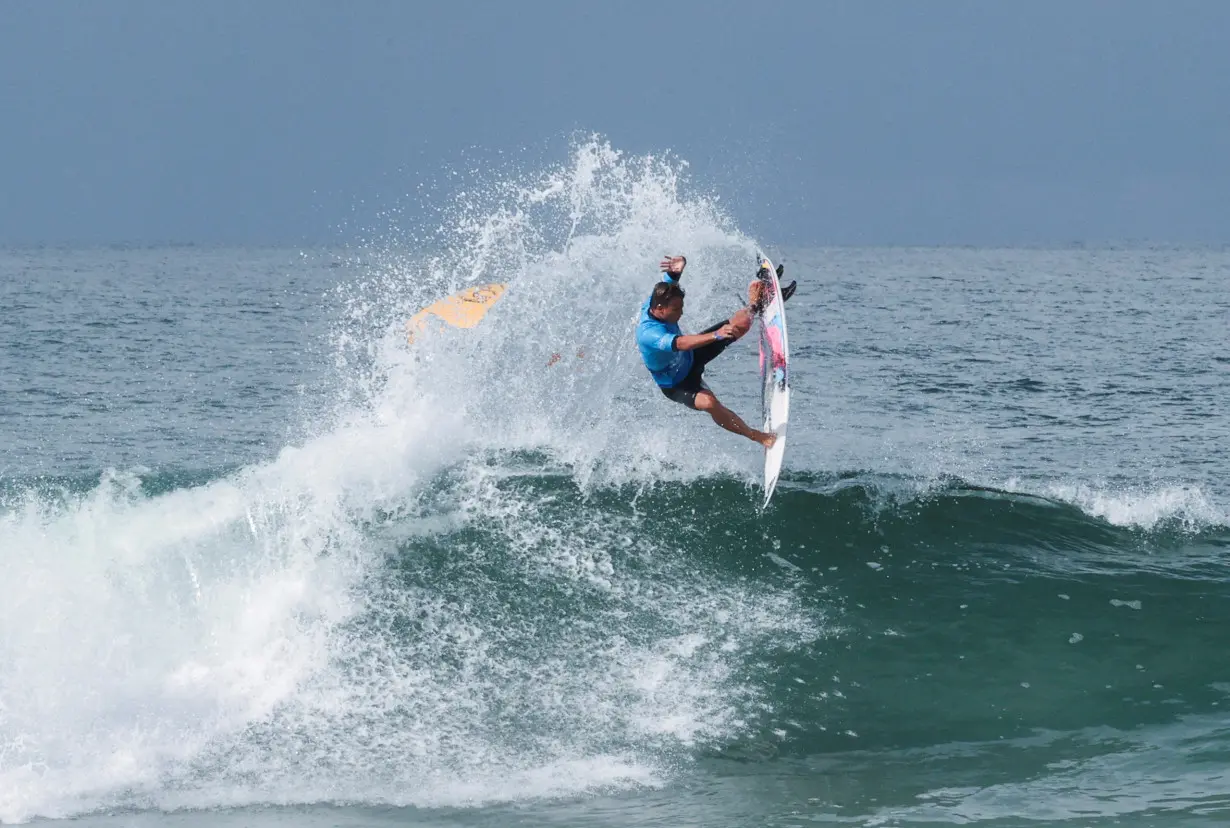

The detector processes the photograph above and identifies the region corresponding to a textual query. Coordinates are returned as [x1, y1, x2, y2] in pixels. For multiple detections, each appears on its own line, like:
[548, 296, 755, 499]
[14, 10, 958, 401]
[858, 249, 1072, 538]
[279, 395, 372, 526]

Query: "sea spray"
[0, 137, 819, 822]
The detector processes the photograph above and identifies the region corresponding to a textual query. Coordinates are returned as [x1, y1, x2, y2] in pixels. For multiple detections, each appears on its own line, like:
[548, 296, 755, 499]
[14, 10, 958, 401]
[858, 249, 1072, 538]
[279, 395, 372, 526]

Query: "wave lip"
[763, 471, 1230, 580]
[1026, 479, 1228, 532]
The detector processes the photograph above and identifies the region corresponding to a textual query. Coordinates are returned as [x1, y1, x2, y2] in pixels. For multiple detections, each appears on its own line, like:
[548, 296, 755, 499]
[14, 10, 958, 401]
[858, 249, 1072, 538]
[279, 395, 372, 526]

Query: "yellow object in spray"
[406, 283, 508, 344]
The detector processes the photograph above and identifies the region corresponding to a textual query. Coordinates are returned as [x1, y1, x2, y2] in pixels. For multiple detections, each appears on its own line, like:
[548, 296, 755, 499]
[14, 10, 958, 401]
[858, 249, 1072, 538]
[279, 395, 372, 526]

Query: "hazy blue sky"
[2, 1, 1228, 245]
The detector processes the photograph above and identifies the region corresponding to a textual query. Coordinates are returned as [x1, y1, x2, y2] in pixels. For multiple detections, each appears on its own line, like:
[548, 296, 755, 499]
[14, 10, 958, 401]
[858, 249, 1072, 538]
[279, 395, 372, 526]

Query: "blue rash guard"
[636, 273, 693, 387]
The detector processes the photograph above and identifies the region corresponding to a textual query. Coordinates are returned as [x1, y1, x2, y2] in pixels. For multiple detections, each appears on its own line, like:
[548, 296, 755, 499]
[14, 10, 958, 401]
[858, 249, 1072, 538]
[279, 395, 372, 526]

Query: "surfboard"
[756, 253, 789, 506]
[406, 283, 507, 344]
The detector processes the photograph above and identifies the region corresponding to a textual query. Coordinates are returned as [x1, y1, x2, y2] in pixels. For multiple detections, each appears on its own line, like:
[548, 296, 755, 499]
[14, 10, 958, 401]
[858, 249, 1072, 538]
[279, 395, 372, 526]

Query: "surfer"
[636, 255, 794, 447]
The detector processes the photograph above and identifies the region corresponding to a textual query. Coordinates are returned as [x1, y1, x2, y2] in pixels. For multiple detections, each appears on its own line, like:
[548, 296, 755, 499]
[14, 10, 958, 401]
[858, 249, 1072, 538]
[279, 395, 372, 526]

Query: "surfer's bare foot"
[748, 280, 766, 308]
[755, 430, 777, 448]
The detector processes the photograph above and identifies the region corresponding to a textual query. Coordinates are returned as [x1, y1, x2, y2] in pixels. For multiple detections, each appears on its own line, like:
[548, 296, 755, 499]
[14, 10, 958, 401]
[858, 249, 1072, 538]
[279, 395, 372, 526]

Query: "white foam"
[1001, 478, 1227, 531]
[0, 137, 817, 822]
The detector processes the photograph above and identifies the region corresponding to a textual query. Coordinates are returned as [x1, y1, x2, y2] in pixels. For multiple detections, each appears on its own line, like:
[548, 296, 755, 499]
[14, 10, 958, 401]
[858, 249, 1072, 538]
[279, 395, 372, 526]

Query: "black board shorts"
[659, 319, 733, 410]
[660, 371, 711, 409]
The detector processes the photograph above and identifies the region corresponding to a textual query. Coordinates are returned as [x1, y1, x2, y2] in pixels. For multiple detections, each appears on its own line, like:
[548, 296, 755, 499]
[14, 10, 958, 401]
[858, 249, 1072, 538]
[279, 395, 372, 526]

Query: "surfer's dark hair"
[650, 281, 685, 308]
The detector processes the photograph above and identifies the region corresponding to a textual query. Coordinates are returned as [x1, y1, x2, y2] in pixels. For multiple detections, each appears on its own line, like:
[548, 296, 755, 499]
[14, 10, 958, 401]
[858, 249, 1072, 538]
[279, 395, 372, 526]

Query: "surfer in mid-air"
[637, 254, 795, 447]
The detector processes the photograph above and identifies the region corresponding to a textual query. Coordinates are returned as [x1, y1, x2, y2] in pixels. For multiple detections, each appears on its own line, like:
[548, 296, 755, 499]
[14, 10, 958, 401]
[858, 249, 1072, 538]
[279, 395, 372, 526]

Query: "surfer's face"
[655, 296, 684, 324]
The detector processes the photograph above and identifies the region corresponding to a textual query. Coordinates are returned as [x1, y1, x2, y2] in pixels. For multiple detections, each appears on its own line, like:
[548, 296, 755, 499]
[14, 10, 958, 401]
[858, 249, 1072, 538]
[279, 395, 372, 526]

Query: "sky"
[2, 0, 1228, 246]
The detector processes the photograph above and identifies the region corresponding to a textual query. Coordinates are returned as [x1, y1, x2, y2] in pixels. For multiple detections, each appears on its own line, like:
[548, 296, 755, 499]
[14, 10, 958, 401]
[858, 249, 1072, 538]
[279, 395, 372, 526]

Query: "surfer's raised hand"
[659, 255, 686, 277]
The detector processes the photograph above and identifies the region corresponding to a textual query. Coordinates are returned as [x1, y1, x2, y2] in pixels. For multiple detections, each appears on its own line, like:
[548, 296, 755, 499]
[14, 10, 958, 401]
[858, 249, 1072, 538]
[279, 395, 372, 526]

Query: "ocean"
[2, 142, 1229, 827]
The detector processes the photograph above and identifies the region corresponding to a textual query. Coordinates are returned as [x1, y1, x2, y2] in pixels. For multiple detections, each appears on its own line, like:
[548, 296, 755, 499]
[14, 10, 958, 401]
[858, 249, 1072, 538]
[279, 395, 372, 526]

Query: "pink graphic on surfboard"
[758, 322, 786, 368]
[758, 267, 788, 387]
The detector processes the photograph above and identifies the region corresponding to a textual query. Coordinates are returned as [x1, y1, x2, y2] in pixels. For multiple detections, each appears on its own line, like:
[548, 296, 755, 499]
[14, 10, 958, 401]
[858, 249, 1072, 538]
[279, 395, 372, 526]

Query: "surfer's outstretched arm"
[673, 323, 736, 352]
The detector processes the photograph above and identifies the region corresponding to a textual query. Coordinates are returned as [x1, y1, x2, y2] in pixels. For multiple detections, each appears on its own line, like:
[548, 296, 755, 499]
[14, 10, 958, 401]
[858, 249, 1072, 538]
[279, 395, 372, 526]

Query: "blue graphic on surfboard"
[757, 253, 789, 506]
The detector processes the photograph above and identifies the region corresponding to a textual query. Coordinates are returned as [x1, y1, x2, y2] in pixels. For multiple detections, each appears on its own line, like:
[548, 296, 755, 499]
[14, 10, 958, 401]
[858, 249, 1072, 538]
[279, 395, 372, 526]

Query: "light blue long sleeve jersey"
[635, 272, 692, 387]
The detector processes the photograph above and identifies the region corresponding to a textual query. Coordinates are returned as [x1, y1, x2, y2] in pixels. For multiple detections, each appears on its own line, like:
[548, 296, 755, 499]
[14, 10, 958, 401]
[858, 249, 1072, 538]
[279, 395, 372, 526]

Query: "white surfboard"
[756, 253, 789, 506]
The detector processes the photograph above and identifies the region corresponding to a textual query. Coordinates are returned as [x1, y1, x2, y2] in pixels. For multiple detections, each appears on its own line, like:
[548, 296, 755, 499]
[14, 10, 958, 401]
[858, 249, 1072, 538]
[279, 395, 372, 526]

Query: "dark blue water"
[2, 145, 1229, 827]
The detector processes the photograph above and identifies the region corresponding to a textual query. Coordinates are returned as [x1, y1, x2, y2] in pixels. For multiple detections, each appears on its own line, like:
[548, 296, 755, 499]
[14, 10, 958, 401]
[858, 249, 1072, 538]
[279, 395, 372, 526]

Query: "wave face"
[0, 141, 810, 822]
[2, 140, 1230, 826]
